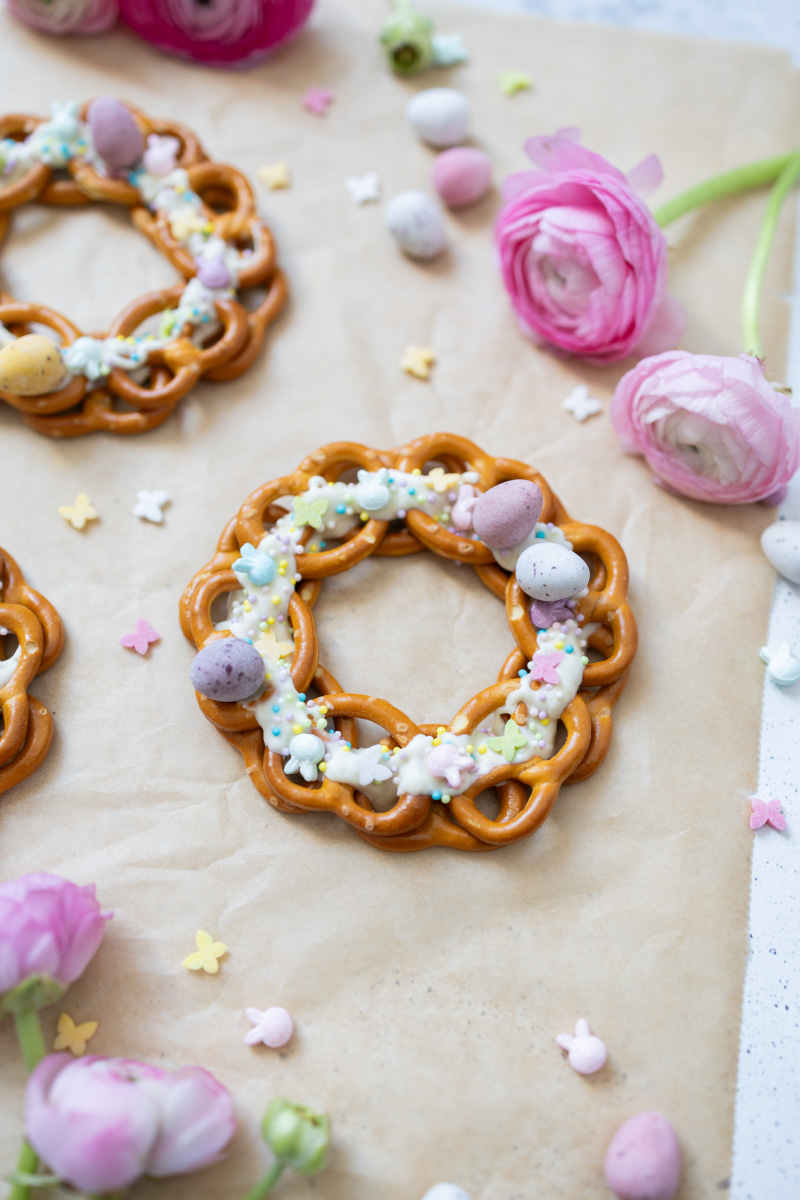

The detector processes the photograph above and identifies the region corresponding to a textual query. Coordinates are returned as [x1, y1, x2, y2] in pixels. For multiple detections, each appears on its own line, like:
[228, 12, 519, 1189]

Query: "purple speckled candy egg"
[604, 1112, 681, 1200]
[515, 542, 589, 601]
[87, 96, 145, 171]
[432, 147, 492, 208]
[190, 638, 265, 702]
[472, 479, 543, 550]
[195, 256, 231, 289]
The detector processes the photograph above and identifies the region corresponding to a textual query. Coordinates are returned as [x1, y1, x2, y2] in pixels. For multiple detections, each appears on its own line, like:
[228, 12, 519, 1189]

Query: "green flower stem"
[741, 150, 800, 357]
[240, 1160, 286, 1200]
[653, 153, 795, 228]
[8, 1141, 38, 1200]
[13, 1008, 46, 1073]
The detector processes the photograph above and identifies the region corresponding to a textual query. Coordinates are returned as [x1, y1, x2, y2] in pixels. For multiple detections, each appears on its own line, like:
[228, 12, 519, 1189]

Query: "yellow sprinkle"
[541, 718, 550, 726]
[319, 705, 328, 714]
[278, 567, 286, 576]
[271, 596, 280, 605]
[257, 161, 291, 190]
[265, 672, 272, 681]
[182, 930, 227, 975]
[342, 745, 350, 753]
[466, 745, 473, 753]
[437, 726, 446, 735]
[319, 762, 327, 772]
[267, 617, 275, 625]
[554, 641, 564, 649]
[412, 468, 421, 475]
[243, 602, 252, 612]
[292, 723, 303, 734]
[432, 737, 441, 746]
[309, 543, 318, 553]
[54, 1013, 98, 1057]
[478, 745, 487, 754]
[279, 559, 288, 568]
[360, 512, 368, 521]
[400, 347, 435, 380]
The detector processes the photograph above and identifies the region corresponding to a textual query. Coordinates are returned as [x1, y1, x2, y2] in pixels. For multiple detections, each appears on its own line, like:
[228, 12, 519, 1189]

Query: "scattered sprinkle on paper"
[258, 162, 291, 190]
[563, 384, 603, 422]
[750, 797, 787, 832]
[54, 1013, 98, 1056]
[244, 1005, 294, 1049]
[431, 32, 468, 65]
[133, 489, 170, 524]
[303, 86, 334, 116]
[58, 493, 98, 531]
[183, 930, 228, 975]
[401, 345, 435, 380]
[499, 69, 532, 96]
[345, 172, 381, 204]
[119, 619, 160, 656]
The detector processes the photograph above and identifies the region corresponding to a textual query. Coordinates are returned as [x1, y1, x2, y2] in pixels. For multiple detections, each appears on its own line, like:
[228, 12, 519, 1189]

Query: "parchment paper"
[0, 4, 798, 1197]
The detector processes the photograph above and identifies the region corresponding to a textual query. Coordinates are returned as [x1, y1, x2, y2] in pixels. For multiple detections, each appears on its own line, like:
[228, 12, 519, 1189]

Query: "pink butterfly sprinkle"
[530, 649, 565, 685]
[750, 798, 787, 832]
[303, 86, 334, 116]
[119, 619, 160, 656]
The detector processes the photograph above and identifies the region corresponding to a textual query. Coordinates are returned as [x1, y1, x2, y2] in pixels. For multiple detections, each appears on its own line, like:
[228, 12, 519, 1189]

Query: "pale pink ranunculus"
[7, 0, 118, 34]
[26, 1054, 236, 1193]
[495, 128, 685, 364]
[610, 351, 800, 504]
[0, 873, 111, 1014]
[118, 0, 314, 66]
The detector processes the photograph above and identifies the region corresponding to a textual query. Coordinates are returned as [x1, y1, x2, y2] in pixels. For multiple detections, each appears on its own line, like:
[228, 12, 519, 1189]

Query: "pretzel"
[0, 99, 286, 437]
[182, 435, 637, 853]
[0, 547, 63, 795]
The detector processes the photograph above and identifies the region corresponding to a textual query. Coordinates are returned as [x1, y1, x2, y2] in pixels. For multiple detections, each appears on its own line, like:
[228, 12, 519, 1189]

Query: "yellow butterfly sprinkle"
[255, 629, 294, 662]
[53, 1012, 98, 1056]
[258, 162, 291, 190]
[183, 929, 227, 975]
[58, 493, 98, 531]
[400, 345, 435, 380]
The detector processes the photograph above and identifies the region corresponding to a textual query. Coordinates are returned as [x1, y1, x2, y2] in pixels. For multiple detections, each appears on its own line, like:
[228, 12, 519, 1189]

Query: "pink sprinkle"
[530, 649, 564, 685]
[303, 86, 334, 116]
[750, 797, 787, 832]
[119, 619, 160, 656]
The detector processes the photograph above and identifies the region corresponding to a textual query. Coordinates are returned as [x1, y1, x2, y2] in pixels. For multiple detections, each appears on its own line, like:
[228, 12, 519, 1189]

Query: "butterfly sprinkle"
[58, 493, 98, 531]
[183, 930, 227, 975]
[750, 797, 787, 832]
[119, 619, 160, 656]
[53, 1012, 98, 1057]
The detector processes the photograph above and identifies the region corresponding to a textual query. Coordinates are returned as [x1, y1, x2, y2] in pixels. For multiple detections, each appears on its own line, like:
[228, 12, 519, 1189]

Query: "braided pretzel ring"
[0, 100, 286, 436]
[183, 436, 637, 852]
[0, 547, 63, 794]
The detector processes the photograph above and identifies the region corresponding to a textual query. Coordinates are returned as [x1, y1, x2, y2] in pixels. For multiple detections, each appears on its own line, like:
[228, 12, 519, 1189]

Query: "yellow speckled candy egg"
[0, 334, 67, 396]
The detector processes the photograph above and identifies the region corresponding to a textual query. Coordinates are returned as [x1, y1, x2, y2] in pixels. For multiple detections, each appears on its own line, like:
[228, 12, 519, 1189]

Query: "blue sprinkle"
[336, 505, 346, 514]
[518, 669, 526, 677]
[271, 727, 281, 736]
[246, 638, 253, 644]
[272, 705, 280, 713]
[538, 628, 547, 635]
[431, 790, 442, 801]
[408, 487, 416, 496]
[565, 645, 574, 653]
[535, 530, 545, 538]
[345, 741, 352, 749]
[320, 541, 327, 549]
[298, 693, 306, 701]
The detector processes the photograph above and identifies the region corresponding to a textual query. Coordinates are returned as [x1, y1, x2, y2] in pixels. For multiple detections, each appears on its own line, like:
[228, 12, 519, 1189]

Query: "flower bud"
[261, 1099, 331, 1175]
[379, 1, 434, 75]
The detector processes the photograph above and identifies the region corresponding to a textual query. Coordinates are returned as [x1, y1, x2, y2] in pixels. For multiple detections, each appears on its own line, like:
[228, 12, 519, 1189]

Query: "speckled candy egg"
[432, 147, 491, 208]
[0, 334, 66, 397]
[421, 1186, 473, 1200]
[190, 638, 265, 702]
[761, 519, 800, 584]
[472, 479, 543, 550]
[516, 542, 590, 601]
[385, 191, 446, 261]
[406, 88, 470, 149]
[604, 1112, 681, 1200]
[87, 96, 145, 171]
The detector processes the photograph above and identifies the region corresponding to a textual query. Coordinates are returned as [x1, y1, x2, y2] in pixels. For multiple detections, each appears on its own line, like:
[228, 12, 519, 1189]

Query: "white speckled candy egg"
[515, 542, 590, 601]
[761, 519, 800, 584]
[406, 88, 470, 148]
[385, 191, 446, 261]
[421, 1186, 473, 1200]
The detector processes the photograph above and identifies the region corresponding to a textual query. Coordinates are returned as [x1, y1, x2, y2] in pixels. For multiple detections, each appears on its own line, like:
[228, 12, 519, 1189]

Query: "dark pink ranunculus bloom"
[610, 351, 800, 503]
[118, 0, 314, 66]
[496, 129, 685, 363]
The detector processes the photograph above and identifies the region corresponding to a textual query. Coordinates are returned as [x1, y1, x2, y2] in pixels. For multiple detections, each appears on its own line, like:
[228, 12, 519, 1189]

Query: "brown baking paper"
[0, 3, 797, 1197]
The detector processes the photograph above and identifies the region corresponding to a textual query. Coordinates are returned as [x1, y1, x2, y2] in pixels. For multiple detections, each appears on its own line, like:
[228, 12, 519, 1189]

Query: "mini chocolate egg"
[472, 480, 543, 550]
[87, 96, 144, 170]
[432, 147, 491, 208]
[0, 334, 66, 397]
[421, 1186, 473, 1200]
[190, 639, 265, 702]
[385, 191, 446, 261]
[761, 519, 800, 584]
[516, 542, 589, 601]
[406, 88, 470, 148]
[604, 1111, 681, 1200]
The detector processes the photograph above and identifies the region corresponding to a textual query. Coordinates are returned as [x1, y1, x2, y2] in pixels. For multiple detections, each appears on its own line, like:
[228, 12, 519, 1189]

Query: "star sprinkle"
[119, 619, 160, 656]
[431, 32, 468, 65]
[345, 172, 381, 204]
[293, 494, 328, 529]
[401, 345, 435, 380]
[303, 87, 334, 116]
[183, 930, 227, 975]
[357, 743, 394, 787]
[563, 384, 603, 423]
[487, 721, 529, 762]
[58, 493, 98, 531]
[255, 629, 294, 662]
[133, 489, 170, 524]
[499, 69, 532, 96]
[258, 162, 291, 190]
[530, 649, 564, 684]
[53, 1013, 98, 1057]
[750, 797, 787, 832]
[233, 542, 276, 586]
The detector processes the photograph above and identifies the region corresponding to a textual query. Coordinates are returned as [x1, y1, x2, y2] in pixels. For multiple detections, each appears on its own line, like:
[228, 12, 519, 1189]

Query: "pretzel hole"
[1, 630, 19, 661]
[472, 787, 501, 821]
[196, 183, 237, 215]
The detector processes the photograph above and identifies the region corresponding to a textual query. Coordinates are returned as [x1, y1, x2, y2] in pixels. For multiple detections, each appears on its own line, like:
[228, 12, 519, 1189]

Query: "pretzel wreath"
[0, 100, 286, 437]
[0, 547, 63, 794]
[182, 435, 637, 853]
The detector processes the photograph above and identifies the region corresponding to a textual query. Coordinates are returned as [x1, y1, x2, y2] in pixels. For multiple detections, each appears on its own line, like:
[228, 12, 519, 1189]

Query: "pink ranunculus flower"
[26, 1054, 236, 1193]
[0, 873, 111, 1016]
[7, 0, 118, 34]
[118, 0, 314, 66]
[495, 128, 685, 363]
[610, 351, 800, 504]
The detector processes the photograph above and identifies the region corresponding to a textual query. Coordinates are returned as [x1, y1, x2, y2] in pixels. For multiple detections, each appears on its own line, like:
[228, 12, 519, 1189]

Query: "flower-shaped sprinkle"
[133, 489, 170, 524]
[183, 930, 227, 975]
[530, 649, 564, 684]
[499, 69, 532, 95]
[303, 87, 334, 116]
[119, 620, 160, 656]
[58, 493, 98, 531]
[53, 1013, 98, 1057]
[401, 345, 435, 379]
[293, 495, 328, 529]
[258, 162, 291, 190]
[345, 173, 381, 204]
[357, 743, 394, 786]
[750, 798, 787, 832]
[487, 721, 529, 762]
[233, 542, 276, 586]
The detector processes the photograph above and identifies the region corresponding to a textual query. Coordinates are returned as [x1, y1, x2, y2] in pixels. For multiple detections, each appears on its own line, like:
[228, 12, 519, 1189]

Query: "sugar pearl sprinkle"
[214, 472, 596, 807]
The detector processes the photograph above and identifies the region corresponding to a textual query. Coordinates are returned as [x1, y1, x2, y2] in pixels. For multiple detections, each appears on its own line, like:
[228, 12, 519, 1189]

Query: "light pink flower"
[118, 0, 314, 66]
[0, 873, 111, 1013]
[26, 1054, 236, 1193]
[7, 0, 118, 34]
[495, 129, 684, 363]
[610, 351, 800, 504]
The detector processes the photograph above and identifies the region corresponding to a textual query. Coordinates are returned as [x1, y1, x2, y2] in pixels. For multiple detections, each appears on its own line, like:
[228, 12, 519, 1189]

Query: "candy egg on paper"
[604, 1112, 681, 1200]
[0, 334, 66, 396]
[515, 542, 589, 601]
[761, 519, 800, 584]
[190, 639, 265, 702]
[421, 1186, 473, 1200]
[472, 480, 543, 550]
[432, 147, 492, 207]
[385, 191, 446, 260]
[406, 88, 470, 148]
